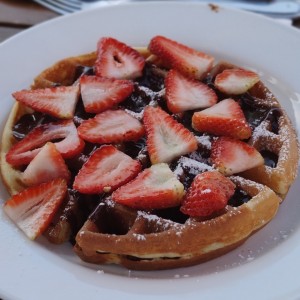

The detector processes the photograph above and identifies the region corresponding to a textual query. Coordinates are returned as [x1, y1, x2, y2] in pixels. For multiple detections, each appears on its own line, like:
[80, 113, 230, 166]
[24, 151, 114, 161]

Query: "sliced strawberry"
[192, 98, 252, 140]
[143, 106, 198, 164]
[78, 109, 144, 144]
[95, 37, 145, 79]
[73, 145, 141, 194]
[22, 142, 71, 186]
[112, 163, 184, 209]
[148, 35, 214, 80]
[80, 75, 134, 113]
[165, 69, 217, 113]
[3, 178, 67, 240]
[214, 68, 260, 95]
[6, 120, 85, 166]
[13, 86, 80, 119]
[211, 137, 264, 175]
[180, 171, 235, 217]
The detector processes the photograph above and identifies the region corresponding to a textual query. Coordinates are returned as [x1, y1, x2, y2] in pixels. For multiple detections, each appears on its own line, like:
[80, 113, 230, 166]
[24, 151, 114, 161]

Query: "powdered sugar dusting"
[202, 188, 211, 194]
[103, 197, 116, 208]
[132, 233, 146, 241]
[174, 157, 212, 179]
[195, 135, 212, 149]
[139, 85, 165, 100]
[251, 121, 277, 143]
[137, 211, 183, 231]
[230, 175, 264, 191]
[125, 109, 144, 121]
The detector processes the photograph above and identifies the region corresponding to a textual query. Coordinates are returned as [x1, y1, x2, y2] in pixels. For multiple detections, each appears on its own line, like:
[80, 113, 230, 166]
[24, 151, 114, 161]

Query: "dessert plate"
[1, 2, 300, 299]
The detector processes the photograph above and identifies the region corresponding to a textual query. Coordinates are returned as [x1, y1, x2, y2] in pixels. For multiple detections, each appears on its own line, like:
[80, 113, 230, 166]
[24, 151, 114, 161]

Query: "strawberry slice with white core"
[22, 142, 71, 186]
[13, 85, 80, 119]
[143, 106, 198, 164]
[80, 75, 134, 113]
[73, 145, 142, 194]
[165, 69, 217, 113]
[78, 109, 145, 144]
[192, 98, 252, 140]
[180, 171, 236, 217]
[214, 68, 260, 95]
[112, 163, 184, 209]
[6, 120, 85, 166]
[211, 136, 264, 175]
[148, 35, 214, 80]
[3, 178, 67, 240]
[95, 37, 145, 79]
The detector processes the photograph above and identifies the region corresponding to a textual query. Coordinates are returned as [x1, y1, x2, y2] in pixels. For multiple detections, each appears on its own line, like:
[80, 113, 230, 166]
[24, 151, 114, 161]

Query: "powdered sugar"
[230, 175, 264, 190]
[174, 157, 212, 179]
[195, 135, 212, 149]
[251, 121, 277, 144]
[201, 188, 212, 194]
[137, 211, 183, 231]
[132, 233, 146, 241]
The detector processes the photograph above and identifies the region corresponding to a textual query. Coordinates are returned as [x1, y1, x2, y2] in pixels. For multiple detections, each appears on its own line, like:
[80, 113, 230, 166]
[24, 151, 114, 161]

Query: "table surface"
[0, 0, 58, 42]
[0, 0, 300, 43]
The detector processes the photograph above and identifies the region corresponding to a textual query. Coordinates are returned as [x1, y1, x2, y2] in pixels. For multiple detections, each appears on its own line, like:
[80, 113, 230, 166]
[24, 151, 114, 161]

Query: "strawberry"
[148, 35, 214, 80]
[143, 106, 198, 164]
[12, 86, 80, 119]
[112, 163, 184, 209]
[180, 171, 235, 217]
[78, 109, 144, 144]
[211, 136, 264, 175]
[22, 142, 71, 186]
[3, 178, 67, 240]
[80, 75, 134, 113]
[214, 68, 260, 95]
[192, 98, 252, 140]
[165, 69, 217, 113]
[6, 120, 85, 166]
[73, 145, 141, 194]
[95, 37, 145, 79]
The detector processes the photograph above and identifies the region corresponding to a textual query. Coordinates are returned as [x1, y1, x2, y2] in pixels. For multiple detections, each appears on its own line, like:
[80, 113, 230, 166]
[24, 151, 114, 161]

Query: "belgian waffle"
[0, 36, 298, 270]
[74, 176, 279, 270]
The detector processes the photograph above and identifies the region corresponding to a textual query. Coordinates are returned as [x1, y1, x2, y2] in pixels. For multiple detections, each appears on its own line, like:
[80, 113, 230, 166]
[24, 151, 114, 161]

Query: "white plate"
[1, 2, 300, 300]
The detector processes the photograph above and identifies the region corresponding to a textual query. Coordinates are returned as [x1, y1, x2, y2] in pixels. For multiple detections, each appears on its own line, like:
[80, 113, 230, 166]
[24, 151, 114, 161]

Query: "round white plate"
[1, 2, 300, 300]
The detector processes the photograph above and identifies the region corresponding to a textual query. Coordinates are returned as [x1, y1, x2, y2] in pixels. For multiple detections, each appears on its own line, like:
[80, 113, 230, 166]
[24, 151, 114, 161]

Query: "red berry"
[165, 69, 217, 113]
[143, 106, 198, 164]
[180, 171, 235, 217]
[148, 35, 214, 79]
[95, 37, 145, 79]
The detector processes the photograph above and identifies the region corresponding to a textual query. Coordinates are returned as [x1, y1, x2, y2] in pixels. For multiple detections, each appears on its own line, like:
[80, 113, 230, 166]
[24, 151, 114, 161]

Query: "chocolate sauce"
[153, 206, 189, 224]
[13, 112, 56, 140]
[228, 188, 251, 207]
[120, 84, 152, 113]
[137, 62, 165, 92]
[239, 94, 282, 133]
[89, 200, 136, 235]
[202, 74, 228, 101]
[122, 137, 151, 168]
[261, 150, 278, 168]
[73, 99, 95, 126]
[73, 65, 94, 82]
[66, 142, 98, 172]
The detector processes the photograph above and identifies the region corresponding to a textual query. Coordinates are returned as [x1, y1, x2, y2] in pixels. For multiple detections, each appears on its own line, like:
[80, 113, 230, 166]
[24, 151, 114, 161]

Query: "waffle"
[74, 176, 280, 270]
[0, 36, 298, 270]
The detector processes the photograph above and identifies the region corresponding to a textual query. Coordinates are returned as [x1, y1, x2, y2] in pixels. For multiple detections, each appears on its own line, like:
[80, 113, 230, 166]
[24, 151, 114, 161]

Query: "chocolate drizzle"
[238, 94, 282, 133]
[13, 112, 56, 141]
